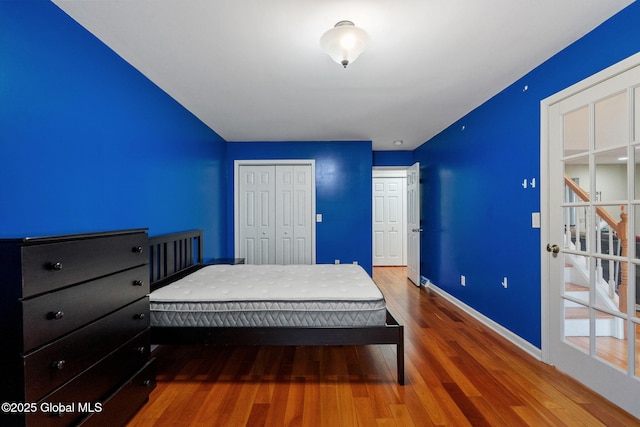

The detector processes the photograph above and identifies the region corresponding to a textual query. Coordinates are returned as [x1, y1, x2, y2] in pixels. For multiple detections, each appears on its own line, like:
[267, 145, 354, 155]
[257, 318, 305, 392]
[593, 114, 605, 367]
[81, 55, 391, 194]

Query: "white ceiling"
[52, 0, 633, 151]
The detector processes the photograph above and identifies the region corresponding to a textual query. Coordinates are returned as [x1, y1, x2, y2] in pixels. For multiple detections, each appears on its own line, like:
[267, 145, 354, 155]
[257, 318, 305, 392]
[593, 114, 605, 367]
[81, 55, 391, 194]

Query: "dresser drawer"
[24, 298, 149, 402]
[25, 332, 152, 427]
[21, 232, 148, 298]
[77, 359, 156, 427]
[22, 265, 149, 352]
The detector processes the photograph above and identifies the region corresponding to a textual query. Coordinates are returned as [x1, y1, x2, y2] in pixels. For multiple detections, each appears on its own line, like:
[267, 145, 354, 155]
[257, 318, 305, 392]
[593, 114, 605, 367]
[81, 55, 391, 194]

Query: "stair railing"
[564, 174, 628, 314]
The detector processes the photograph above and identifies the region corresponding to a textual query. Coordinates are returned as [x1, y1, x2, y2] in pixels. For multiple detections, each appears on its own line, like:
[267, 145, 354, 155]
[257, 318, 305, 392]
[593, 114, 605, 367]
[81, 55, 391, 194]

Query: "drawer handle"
[134, 313, 146, 320]
[50, 360, 66, 370]
[133, 280, 144, 287]
[47, 262, 63, 271]
[142, 379, 151, 387]
[47, 310, 65, 320]
[136, 346, 146, 354]
[132, 246, 144, 253]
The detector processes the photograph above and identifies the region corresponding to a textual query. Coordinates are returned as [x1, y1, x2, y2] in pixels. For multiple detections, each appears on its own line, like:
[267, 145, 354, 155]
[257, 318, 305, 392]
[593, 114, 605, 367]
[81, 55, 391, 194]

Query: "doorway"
[372, 162, 421, 285]
[372, 169, 407, 266]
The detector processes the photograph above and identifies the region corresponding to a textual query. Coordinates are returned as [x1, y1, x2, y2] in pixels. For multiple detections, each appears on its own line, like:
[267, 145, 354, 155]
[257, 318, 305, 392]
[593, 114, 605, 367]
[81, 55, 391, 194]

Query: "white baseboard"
[426, 281, 542, 361]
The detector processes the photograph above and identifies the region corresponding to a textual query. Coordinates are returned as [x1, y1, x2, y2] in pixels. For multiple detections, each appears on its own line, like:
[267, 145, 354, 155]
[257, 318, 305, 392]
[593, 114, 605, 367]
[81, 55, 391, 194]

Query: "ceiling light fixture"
[393, 140, 403, 146]
[320, 20, 370, 68]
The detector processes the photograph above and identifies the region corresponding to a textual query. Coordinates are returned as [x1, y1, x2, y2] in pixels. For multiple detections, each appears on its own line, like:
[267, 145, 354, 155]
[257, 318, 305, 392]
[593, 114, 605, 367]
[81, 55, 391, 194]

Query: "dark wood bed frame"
[148, 230, 405, 385]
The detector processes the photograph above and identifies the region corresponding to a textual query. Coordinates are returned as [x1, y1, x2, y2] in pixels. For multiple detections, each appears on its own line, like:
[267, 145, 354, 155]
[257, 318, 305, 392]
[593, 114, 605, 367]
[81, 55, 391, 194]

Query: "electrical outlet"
[461, 275, 466, 286]
[502, 277, 508, 288]
[334, 259, 340, 264]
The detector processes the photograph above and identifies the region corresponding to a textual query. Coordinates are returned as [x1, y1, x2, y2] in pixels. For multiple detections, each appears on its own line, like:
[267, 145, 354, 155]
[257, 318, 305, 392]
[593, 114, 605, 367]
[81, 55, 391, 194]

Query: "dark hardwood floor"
[127, 267, 640, 426]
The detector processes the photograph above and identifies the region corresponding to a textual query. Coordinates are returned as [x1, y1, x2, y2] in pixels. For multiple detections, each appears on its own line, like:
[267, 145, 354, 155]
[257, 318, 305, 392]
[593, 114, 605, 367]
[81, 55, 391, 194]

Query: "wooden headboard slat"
[166, 241, 176, 276]
[149, 230, 203, 291]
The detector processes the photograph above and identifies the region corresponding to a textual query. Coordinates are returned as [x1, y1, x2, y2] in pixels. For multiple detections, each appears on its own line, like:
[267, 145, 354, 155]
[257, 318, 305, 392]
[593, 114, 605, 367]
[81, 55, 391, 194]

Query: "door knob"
[546, 244, 560, 254]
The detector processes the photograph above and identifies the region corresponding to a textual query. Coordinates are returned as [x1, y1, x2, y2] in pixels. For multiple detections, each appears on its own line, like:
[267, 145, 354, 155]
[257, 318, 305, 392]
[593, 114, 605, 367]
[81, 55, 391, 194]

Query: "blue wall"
[0, 1, 228, 258]
[227, 141, 373, 274]
[372, 150, 414, 167]
[414, 2, 640, 348]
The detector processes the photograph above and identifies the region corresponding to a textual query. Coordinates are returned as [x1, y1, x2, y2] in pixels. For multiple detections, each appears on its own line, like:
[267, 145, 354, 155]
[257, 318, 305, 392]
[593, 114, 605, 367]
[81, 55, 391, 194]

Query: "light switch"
[316, 214, 323, 222]
[532, 212, 540, 228]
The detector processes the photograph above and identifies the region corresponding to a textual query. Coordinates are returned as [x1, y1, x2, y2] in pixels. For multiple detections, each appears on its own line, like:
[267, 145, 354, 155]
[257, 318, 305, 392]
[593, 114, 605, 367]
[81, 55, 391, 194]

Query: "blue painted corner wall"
[226, 141, 373, 274]
[414, 2, 640, 347]
[0, 1, 228, 257]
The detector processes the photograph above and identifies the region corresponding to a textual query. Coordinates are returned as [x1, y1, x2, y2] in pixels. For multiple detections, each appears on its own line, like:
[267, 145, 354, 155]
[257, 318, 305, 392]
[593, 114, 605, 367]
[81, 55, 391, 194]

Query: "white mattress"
[149, 264, 387, 327]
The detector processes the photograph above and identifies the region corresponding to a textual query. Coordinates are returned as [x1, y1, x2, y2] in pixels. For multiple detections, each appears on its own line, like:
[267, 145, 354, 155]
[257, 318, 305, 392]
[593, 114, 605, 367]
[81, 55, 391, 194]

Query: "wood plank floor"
[127, 267, 640, 426]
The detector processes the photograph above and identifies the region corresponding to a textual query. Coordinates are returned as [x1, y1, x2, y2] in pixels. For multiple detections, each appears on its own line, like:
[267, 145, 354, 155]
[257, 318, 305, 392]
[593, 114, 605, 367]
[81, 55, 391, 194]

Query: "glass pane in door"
[595, 91, 628, 150]
[564, 205, 590, 254]
[594, 312, 628, 372]
[564, 251, 590, 304]
[564, 156, 590, 256]
[594, 148, 628, 202]
[565, 281, 590, 305]
[594, 206, 625, 256]
[563, 300, 590, 354]
[593, 203, 628, 316]
[563, 106, 590, 156]
[564, 156, 590, 198]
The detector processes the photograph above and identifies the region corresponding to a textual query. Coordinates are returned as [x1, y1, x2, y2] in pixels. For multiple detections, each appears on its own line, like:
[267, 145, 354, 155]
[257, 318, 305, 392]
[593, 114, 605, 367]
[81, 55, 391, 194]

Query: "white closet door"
[238, 165, 276, 264]
[237, 162, 314, 265]
[276, 165, 313, 264]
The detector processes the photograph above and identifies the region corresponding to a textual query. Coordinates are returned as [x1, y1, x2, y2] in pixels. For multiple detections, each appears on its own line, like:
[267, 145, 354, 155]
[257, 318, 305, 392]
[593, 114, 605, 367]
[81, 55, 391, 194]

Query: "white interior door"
[407, 162, 421, 285]
[543, 55, 640, 418]
[238, 165, 276, 264]
[372, 173, 406, 266]
[276, 165, 313, 264]
[236, 161, 316, 265]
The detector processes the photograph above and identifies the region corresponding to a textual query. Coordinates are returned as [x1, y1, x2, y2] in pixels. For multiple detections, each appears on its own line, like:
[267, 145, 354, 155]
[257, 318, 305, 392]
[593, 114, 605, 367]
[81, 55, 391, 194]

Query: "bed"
[148, 230, 404, 385]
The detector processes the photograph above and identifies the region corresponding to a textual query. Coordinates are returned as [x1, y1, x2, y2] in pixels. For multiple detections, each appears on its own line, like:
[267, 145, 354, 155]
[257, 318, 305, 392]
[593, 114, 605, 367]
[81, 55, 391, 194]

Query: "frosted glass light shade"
[320, 21, 370, 68]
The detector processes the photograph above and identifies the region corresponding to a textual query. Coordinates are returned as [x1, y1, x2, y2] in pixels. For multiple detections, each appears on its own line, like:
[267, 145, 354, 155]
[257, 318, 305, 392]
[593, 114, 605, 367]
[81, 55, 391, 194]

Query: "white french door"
[235, 161, 315, 265]
[542, 54, 640, 418]
[407, 162, 421, 286]
[372, 172, 406, 266]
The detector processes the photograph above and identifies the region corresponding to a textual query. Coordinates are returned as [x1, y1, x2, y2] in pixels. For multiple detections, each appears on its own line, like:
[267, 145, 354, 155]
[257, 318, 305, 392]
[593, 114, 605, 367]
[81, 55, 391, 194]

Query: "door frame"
[234, 159, 316, 263]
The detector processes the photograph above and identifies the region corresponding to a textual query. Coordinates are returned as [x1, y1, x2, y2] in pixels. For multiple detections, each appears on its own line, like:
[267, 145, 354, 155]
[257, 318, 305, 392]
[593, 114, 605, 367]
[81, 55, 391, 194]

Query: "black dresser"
[0, 229, 155, 427]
